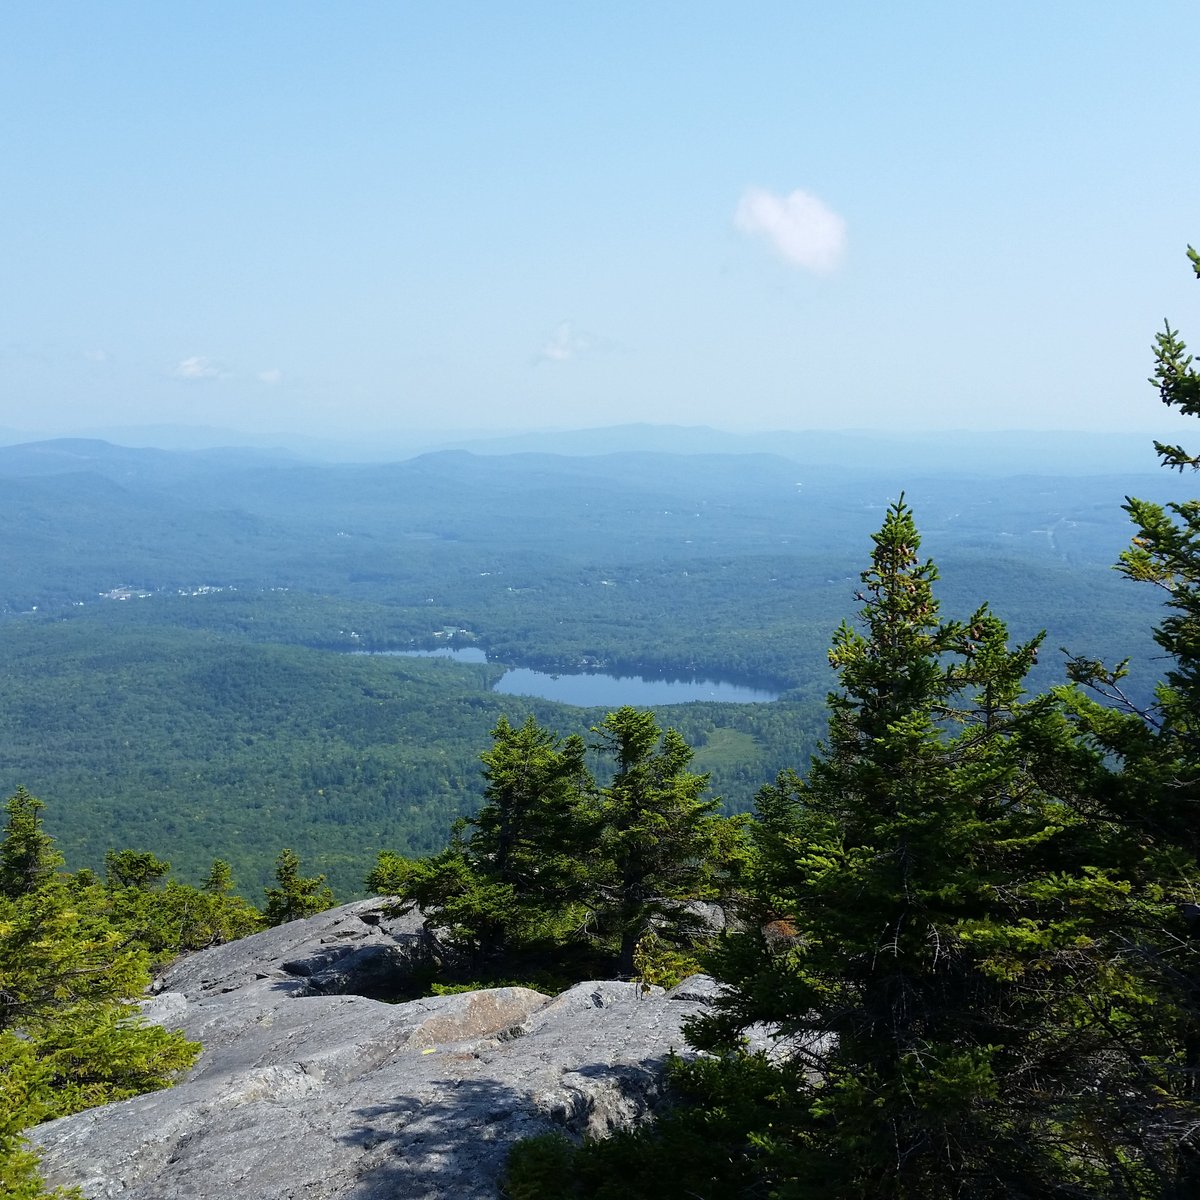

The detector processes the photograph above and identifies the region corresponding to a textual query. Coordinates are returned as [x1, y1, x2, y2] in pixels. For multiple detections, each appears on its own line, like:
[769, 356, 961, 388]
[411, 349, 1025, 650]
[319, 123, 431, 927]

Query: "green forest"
[495, 252, 1200, 1197]
[0, 426, 1174, 896]
[5, 258, 1200, 1197]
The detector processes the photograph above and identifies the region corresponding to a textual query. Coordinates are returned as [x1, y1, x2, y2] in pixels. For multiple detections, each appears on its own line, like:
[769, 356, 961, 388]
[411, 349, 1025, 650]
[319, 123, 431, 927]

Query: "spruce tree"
[681, 500, 1112, 1197]
[0, 792, 199, 1199]
[371, 711, 738, 985]
[262, 848, 334, 925]
[591, 707, 725, 978]
[507, 503, 1117, 1199]
[103, 849, 171, 891]
[0, 789, 62, 901]
[468, 714, 594, 952]
[371, 715, 595, 977]
[201, 859, 235, 895]
[1062, 246, 1200, 1193]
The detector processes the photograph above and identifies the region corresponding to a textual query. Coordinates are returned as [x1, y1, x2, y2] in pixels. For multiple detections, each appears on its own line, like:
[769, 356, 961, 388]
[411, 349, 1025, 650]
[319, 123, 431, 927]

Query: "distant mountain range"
[0, 424, 1168, 476]
[0, 433, 1187, 625]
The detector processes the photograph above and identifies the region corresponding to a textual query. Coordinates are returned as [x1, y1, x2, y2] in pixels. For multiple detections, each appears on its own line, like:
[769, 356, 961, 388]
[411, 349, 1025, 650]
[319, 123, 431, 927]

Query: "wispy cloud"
[536, 321, 593, 364]
[172, 355, 224, 381]
[734, 186, 846, 273]
[256, 368, 284, 385]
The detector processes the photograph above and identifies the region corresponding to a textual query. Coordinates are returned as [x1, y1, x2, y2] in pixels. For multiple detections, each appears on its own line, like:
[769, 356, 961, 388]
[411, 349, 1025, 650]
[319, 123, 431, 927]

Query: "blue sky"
[2, 2, 1199, 441]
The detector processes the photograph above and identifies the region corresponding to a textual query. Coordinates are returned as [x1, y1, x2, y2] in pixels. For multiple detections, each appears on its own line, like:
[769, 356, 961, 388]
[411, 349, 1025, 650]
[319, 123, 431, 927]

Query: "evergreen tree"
[1062, 246, 1200, 1192]
[371, 712, 740, 985]
[517, 502, 1127, 1199]
[0, 788, 62, 901]
[103, 849, 171, 891]
[591, 706, 726, 979]
[262, 848, 334, 925]
[0, 792, 199, 1198]
[201, 859, 234, 895]
[370, 715, 595, 976]
[691, 499, 1109, 1197]
[475, 716, 592, 895]
[99, 848, 261, 960]
[146, 879, 264, 955]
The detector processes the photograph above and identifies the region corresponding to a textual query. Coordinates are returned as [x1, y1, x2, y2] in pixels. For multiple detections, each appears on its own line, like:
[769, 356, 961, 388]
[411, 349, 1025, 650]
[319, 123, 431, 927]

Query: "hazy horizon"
[0, 419, 1175, 478]
[3, 4, 1199, 443]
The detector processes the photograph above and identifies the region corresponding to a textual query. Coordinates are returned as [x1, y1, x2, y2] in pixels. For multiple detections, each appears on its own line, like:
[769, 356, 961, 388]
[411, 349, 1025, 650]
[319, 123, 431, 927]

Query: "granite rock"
[34, 901, 736, 1200]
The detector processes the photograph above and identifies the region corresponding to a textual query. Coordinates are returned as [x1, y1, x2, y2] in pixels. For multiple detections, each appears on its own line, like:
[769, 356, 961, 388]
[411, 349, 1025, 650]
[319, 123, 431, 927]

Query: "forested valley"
[5, 280, 1200, 1195]
[0, 431, 1177, 894]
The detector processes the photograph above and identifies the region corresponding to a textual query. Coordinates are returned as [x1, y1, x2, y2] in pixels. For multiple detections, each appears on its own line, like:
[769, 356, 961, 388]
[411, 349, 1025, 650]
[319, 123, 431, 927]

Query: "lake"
[363, 648, 779, 706]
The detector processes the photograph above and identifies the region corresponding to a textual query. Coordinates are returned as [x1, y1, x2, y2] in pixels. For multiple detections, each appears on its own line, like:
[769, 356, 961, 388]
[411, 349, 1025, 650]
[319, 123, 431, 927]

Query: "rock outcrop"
[34, 900, 731, 1200]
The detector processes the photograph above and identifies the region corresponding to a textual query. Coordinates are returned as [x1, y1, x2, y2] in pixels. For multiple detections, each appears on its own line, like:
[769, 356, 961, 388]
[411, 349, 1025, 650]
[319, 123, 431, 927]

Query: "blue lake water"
[492, 668, 776, 706]
[363, 648, 778, 706]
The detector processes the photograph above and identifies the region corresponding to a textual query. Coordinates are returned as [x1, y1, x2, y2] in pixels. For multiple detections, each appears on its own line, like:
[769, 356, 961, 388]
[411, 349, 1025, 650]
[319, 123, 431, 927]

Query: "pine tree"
[507, 503, 1121, 1199]
[591, 706, 725, 978]
[201, 859, 234, 895]
[683, 499, 1119, 1198]
[371, 715, 595, 976]
[262, 848, 334, 925]
[0, 792, 199, 1199]
[1062, 246, 1200, 1193]
[469, 714, 594, 949]
[99, 847, 261, 959]
[0, 789, 62, 901]
[103, 849, 171, 890]
[371, 711, 739, 985]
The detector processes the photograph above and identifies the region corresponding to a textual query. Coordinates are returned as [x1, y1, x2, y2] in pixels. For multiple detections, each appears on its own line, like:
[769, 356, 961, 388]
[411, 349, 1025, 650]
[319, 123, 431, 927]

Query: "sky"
[2, 2, 1200, 444]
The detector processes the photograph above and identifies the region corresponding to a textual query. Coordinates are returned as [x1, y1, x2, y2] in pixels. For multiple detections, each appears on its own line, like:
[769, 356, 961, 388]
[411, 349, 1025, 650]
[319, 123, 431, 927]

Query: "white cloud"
[172, 355, 224, 381]
[83, 348, 109, 363]
[257, 368, 284, 385]
[734, 185, 846, 273]
[537, 321, 593, 364]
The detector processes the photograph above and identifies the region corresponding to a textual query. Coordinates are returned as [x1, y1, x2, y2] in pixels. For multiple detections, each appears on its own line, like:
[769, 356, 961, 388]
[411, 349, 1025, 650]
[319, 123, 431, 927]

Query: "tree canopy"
[506, 247, 1200, 1195]
[0, 793, 202, 1198]
[370, 707, 747, 990]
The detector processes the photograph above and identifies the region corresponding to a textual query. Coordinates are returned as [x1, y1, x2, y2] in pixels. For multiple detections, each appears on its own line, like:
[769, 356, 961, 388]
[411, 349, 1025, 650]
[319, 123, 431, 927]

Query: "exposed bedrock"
[34, 900, 730, 1200]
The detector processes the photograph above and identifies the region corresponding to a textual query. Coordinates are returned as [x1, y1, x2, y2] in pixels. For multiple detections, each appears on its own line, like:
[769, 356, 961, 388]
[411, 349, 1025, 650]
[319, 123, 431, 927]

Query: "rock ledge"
[36, 900, 724, 1200]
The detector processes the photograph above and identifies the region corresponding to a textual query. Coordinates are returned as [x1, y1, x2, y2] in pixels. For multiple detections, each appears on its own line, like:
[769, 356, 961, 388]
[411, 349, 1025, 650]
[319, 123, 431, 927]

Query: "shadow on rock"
[338, 1057, 673, 1200]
